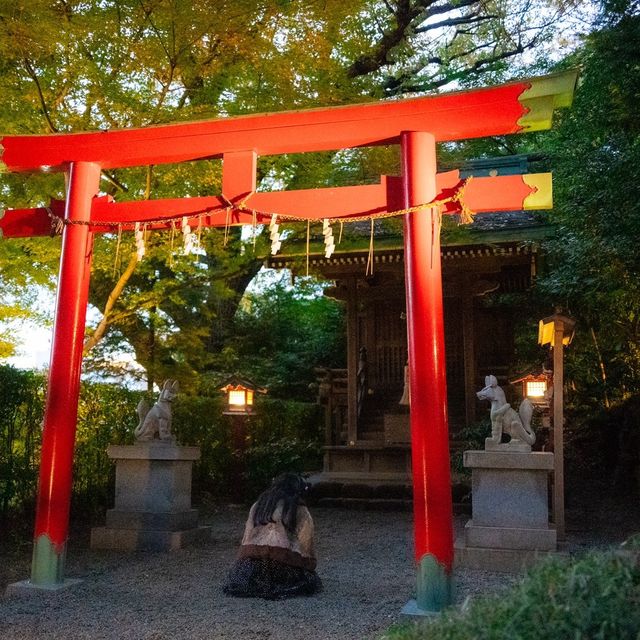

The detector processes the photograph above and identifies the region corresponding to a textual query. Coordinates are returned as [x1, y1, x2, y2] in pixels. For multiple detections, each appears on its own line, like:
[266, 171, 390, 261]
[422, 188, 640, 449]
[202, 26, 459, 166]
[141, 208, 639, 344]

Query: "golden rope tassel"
[238, 191, 256, 212]
[366, 218, 375, 276]
[431, 206, 442, 269]
[306, 219, 310, 277]
[455, 176, 475, 224]
[252, 209, 257, 251]
[45, 206, 64, 236]
[113, 224, 123, 277]
[169, 220, 176, 267]
[338, 220, 344, 245]
[224, 207, 231, 246]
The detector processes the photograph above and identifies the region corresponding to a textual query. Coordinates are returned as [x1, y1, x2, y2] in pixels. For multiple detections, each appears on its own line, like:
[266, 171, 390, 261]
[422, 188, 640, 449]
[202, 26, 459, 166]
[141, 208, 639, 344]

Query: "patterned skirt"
[222, 557, 323, 600]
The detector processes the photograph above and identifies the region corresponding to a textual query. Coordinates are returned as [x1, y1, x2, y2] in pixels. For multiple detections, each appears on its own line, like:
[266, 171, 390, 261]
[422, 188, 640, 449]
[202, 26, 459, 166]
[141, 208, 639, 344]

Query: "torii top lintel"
[0, 71, 577, 174]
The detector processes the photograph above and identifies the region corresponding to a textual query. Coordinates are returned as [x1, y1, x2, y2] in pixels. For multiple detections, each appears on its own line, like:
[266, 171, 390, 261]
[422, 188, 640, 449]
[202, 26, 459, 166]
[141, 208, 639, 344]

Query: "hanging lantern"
[510, 372, 550, 406]
[220, 377, 266, 416]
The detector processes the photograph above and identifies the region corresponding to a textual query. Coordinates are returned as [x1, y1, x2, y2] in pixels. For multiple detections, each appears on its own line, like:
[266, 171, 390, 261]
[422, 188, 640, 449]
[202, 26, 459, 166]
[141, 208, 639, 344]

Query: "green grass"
[382, 546, 640, 640]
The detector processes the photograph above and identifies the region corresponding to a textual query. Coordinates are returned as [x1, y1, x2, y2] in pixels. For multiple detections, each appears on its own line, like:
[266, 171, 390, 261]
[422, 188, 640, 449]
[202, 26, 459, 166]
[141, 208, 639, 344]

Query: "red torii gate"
[0, 70, 576, 611]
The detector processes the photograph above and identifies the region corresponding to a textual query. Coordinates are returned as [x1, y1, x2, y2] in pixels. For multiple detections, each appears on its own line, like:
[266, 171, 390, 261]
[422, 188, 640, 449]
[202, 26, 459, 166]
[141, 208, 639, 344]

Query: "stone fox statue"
[135, 379, 179, 443]
[476, 375, 535, 447]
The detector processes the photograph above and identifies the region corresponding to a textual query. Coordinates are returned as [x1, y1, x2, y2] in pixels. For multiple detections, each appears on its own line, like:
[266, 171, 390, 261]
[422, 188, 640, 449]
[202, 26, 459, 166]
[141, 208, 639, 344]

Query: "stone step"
[308, 472, 472, 513]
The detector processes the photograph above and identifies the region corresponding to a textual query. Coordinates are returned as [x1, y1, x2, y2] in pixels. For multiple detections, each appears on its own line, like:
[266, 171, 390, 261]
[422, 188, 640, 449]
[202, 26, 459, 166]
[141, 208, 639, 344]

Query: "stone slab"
[464, 450, 554, 470]
[5, 578, 83, 597]
[464, 521, 556, 551]
[454, 538, 560, 573]
[470, 466, 550, 528]
[113, 459, 194, 512]
[107, 443, 201, 461]
[400, 599, 441, 618]
[90, 525, 211, 551]
[484, 439, 531, 453]
[105, 509, 199, 531]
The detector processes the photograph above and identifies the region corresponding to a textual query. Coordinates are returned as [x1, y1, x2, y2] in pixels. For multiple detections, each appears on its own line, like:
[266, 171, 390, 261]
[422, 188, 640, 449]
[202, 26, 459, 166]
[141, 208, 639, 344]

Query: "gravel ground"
[1, 499, 638, 640]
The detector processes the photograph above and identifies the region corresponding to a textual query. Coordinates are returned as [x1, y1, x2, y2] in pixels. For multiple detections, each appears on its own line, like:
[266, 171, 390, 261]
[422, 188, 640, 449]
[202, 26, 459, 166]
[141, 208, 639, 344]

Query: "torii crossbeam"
[0, 70, 576, 610]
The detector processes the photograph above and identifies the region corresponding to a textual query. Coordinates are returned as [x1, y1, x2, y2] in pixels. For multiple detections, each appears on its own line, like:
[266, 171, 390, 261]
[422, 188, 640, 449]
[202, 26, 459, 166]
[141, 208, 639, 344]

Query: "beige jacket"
[238, 501, 317, 570]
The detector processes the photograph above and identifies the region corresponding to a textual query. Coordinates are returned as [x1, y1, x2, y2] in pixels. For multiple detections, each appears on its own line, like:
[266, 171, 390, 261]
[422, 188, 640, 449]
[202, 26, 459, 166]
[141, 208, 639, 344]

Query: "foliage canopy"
[0, 0, 595, 386]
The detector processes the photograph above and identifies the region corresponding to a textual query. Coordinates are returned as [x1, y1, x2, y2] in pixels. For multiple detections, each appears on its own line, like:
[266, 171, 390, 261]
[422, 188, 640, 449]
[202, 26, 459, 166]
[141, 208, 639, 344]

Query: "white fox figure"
[476, 375, 535, 447]
[134, 379, 179, 443]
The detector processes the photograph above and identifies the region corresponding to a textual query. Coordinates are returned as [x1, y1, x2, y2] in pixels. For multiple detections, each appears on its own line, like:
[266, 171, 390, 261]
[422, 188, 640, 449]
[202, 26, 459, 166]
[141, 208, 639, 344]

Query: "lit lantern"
[527, 380, 547, 398]
[220, 377, 265, 416]
[510, 372, 550, 406]
[538, 312, 575, 347]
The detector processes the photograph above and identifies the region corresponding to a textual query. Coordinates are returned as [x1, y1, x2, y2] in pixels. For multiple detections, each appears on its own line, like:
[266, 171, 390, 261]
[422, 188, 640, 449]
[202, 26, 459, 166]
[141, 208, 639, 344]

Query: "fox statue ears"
[485, 375, 498, 388]
[161, 379, 180, 393]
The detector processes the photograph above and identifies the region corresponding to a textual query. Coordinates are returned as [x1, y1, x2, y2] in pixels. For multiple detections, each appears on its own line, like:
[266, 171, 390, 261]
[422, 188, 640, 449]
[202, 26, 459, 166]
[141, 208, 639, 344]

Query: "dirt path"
[2, 498, 638, 640]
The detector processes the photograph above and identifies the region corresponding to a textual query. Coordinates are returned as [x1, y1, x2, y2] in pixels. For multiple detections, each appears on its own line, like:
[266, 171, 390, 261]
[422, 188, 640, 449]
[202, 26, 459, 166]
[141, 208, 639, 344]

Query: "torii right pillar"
[401, 131, 454, 614]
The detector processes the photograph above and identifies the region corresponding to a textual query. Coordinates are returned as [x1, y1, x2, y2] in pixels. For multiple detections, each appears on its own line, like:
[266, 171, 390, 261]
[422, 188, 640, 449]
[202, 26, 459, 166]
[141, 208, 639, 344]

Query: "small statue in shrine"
[134, 379, 179, 443]
[399, 362, 410, 406]
[476, 375, 535, 451]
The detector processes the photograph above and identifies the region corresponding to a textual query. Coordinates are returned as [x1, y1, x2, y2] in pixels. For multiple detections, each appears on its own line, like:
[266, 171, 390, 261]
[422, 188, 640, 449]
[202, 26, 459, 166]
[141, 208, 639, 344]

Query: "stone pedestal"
[91, 443, 211, 551]
[455, 450, 556, 572]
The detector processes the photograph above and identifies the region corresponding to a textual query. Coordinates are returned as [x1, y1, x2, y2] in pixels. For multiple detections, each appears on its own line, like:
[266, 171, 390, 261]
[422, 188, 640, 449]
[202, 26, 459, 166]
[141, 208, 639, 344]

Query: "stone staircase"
[310, 391, 471, 511]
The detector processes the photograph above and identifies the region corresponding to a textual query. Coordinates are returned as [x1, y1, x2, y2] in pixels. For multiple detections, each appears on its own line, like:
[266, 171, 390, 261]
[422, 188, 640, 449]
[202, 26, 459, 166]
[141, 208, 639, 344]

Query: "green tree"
[537, 2, 640, 405]
[0, 0, 595, 384]
[228, 275, 346, 399]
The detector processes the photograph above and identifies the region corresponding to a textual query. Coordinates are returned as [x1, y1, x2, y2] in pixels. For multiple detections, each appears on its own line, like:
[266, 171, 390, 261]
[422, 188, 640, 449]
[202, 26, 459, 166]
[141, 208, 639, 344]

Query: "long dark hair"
[253, 473, 308, 533]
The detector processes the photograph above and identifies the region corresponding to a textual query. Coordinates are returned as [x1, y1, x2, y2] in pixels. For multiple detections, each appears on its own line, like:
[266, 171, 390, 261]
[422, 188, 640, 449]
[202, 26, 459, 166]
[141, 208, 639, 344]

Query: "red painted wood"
[0, 84, 528, 172]
[33, 162, 101, 548]
[402, 131, 454, 570]
[222, 150, 257, 203]
[440, 173, 533, 214]
[0, 173, 537, 238]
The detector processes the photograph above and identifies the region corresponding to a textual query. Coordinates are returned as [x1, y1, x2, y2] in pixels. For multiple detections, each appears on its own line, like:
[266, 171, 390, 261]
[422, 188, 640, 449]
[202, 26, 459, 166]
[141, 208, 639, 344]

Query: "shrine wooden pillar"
[31, 161, 101, 587]
[462, 278, 477, 426]
[346, 277, 359, 445]
[401, 131, 454, 613]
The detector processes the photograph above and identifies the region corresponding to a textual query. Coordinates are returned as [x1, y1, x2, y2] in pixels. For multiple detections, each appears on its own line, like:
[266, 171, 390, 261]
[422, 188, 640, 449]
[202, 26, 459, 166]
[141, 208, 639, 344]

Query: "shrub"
[73, 382, 141, 517]
[0, 366, 45, 522]
[382, 548, 640, 640]
[172, 395, 324, 502]
[0, 371, 324, 533]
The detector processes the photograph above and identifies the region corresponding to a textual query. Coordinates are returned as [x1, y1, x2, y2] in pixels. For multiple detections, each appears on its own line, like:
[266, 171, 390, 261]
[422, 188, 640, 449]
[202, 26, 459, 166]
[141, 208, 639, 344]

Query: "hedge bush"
[172, 395, 324, 502]
[0, 365, 324, 534]
[0, 365, 45, 520]
[382, 546, 640, 640]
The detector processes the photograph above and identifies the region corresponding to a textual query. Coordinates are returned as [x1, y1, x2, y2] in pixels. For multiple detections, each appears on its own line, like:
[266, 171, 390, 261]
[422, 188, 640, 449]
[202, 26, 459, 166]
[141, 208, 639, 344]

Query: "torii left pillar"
[30, 161, 101, 588]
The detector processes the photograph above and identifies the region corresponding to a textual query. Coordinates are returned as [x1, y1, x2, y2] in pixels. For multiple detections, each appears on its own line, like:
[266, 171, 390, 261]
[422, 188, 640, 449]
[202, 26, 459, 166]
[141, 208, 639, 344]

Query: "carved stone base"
[456, 450, 556, 572]
[91, 443, 208, 552]
[464, 521, 556, 550]
[90, 525, 211, 552]
[454, 538, 560, 572]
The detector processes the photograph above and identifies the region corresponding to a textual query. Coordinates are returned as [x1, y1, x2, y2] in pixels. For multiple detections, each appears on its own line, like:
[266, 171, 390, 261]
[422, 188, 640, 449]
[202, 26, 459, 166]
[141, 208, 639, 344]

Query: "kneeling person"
[223, 472, 322, 600]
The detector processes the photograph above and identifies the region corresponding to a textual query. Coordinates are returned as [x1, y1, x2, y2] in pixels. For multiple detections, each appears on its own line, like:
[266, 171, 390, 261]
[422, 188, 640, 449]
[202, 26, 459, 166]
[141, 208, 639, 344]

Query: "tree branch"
[23, 58, 58, 133]
[84, 165, 154, 353]
[346, 0, 485, 79]
[83, 251, 139, 354]
[101, 171, 129, 193]
[414, 13, 495, 34]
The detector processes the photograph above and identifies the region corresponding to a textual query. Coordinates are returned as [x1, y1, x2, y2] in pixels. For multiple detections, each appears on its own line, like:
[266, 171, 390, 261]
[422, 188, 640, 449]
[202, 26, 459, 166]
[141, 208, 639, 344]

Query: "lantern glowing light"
[220, 378, 264, 416]
[510, 372, 550, 407]
[525, 380, 547, 398]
